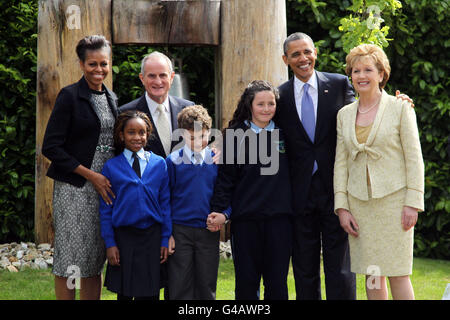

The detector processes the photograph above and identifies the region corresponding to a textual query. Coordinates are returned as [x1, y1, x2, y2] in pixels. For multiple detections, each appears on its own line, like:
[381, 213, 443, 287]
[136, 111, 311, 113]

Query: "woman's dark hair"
[227, 80, 279, 128]
[113, 110, 153, 154]
[76, 35, 111, 62]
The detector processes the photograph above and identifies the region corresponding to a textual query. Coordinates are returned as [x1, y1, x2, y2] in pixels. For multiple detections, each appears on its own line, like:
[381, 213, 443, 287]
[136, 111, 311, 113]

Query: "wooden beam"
[217, 0, 288, 128]
[112, 0, 220, 46]
[36, 0, 112, 244]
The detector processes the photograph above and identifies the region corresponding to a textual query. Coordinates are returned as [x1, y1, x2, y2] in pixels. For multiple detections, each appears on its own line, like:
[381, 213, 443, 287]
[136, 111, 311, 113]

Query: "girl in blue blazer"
[99, 110, 171, 300]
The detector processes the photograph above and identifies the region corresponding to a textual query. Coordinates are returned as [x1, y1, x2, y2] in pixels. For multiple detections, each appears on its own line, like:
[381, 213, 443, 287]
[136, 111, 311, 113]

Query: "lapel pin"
[324, 89, 329, 93]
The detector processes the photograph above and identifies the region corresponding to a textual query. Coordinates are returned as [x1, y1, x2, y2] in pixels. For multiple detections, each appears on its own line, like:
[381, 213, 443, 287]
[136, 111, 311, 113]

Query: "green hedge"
[0, 0, 448, 259]
[387, 0, 450, 259]
[0, 0, 37, 242]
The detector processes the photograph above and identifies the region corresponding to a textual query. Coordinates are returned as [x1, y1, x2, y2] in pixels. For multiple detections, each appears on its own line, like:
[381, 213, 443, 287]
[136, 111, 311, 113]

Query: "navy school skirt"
[104, 224, 161, 297]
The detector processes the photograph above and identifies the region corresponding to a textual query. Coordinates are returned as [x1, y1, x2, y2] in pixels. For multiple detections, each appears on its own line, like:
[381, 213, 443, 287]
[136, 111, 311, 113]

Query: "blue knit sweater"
[99, 151, 171, 248]
[166, 146, 230, 228]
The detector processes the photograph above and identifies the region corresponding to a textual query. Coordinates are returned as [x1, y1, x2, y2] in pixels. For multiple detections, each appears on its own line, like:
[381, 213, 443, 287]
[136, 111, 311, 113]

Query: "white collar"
[294, 71, 317, 92]
[145, 92, 170, 115]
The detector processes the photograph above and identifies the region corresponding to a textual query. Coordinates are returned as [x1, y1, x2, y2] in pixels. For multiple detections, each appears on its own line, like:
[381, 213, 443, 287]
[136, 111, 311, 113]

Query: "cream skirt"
[347, 187, 413, 276]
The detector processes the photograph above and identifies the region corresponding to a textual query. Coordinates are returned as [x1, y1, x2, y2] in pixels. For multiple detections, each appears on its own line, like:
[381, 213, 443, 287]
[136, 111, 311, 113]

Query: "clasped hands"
[206, 212, 227, 232]
[166, 213, 225, 260]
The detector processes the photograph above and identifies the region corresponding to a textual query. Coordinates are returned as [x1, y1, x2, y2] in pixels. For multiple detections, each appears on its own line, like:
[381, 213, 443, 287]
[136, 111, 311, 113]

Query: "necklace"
[358, 95, 381, 114]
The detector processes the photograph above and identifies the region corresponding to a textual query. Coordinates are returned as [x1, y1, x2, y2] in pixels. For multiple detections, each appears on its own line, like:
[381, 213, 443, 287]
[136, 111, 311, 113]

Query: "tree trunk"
[112, 0, 220, 46]
[216, 0, 288, 128]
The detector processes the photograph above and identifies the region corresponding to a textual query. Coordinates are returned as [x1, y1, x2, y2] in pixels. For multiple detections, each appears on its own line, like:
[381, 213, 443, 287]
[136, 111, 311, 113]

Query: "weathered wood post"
[35, 0, 112, 244]
[217, 0, 288, 128]
[112, 0, 220, 45]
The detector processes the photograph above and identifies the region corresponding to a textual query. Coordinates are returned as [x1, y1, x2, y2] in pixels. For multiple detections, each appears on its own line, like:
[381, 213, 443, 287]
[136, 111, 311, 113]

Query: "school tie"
[301, 83, 318, 175]
[192, 152, 203, 165]
[132, 152, 141, 178]
[156, 104, 171, 156]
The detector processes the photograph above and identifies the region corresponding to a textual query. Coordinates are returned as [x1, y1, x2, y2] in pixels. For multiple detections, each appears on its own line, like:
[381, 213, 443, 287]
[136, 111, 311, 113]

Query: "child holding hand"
[208, 80, 293, 300]
[99, 110, 171, 300]
[165, 105, 230, 300]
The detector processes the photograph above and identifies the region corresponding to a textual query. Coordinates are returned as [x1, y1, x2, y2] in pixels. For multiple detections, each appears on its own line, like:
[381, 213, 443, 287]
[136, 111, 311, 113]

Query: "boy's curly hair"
[177, 105, 212, 131]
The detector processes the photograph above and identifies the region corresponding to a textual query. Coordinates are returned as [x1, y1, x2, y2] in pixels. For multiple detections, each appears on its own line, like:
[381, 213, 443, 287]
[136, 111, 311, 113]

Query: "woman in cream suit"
[333, 44, 424, 300]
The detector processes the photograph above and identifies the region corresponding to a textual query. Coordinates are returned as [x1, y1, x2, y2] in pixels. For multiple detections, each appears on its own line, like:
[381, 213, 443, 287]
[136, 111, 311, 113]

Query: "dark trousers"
[231, 216, 292, 300]
[292, 173, 356, 300]
[168, 224, 220, 300]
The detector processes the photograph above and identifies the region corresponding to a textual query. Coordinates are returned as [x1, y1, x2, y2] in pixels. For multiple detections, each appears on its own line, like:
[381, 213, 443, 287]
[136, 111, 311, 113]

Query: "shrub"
[0, 0, 37, 242]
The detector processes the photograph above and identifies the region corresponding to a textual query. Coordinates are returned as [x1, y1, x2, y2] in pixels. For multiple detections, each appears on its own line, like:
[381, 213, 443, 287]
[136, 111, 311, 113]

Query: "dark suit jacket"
[42, 76, 118, 187]
[119, 95, 194, 157]
[275, 70, 355, 215]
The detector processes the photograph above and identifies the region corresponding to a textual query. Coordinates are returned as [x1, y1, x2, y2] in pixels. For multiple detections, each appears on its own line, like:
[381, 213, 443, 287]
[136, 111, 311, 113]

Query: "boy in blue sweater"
[166, 105, 229, 300]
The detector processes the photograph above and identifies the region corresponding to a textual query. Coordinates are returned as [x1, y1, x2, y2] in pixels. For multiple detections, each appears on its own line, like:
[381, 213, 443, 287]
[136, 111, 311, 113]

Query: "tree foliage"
[338, 0, 402, 52]
[0, 0, 37, 242]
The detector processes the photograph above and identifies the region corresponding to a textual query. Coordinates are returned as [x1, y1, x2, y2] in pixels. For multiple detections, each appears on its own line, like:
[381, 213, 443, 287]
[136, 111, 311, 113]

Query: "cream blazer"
[334, 90, 424, 213]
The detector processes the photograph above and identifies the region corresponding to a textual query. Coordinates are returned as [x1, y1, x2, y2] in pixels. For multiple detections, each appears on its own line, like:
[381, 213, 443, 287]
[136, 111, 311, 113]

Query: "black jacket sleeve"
[42, 87, 81, 174]
[210, 129, 239, 213]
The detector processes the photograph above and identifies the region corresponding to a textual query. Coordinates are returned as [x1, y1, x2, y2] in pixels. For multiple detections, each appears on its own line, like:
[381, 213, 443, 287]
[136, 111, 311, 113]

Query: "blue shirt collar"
[244, 120, 275, 133]
[183, 144, 206, 163]
[123, 148, 147, 162]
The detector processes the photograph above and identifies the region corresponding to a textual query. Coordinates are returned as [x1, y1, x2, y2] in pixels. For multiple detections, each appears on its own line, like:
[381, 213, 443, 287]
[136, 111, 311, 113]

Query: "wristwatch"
[220, 212, 230, 222]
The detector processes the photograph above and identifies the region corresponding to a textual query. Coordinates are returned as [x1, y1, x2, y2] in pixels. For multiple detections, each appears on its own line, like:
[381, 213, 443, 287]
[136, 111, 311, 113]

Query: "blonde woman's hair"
[345, 44, 391, 89]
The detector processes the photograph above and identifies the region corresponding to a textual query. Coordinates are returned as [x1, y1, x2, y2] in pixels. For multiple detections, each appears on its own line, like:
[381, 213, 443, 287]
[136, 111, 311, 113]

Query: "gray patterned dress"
[52, 90, 115, 278]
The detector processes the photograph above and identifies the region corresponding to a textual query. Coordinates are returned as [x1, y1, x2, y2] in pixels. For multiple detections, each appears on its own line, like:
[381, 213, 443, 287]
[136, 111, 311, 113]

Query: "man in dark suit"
[275, 32, 356, 300]
[120, 51, 194, 158]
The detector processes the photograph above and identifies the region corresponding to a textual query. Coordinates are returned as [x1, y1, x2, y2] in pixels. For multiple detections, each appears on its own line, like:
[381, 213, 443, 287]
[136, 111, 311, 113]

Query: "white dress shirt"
[144, 92, 173, 134]
[294, 72, 318, 124]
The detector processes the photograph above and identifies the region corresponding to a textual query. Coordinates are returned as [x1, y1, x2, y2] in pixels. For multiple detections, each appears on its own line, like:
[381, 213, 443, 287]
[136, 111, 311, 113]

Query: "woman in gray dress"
[42, 35, 118, 300]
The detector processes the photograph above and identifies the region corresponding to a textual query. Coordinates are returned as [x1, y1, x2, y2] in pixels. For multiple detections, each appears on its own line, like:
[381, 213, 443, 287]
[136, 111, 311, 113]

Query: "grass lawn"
[0, 256, 448, 300]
